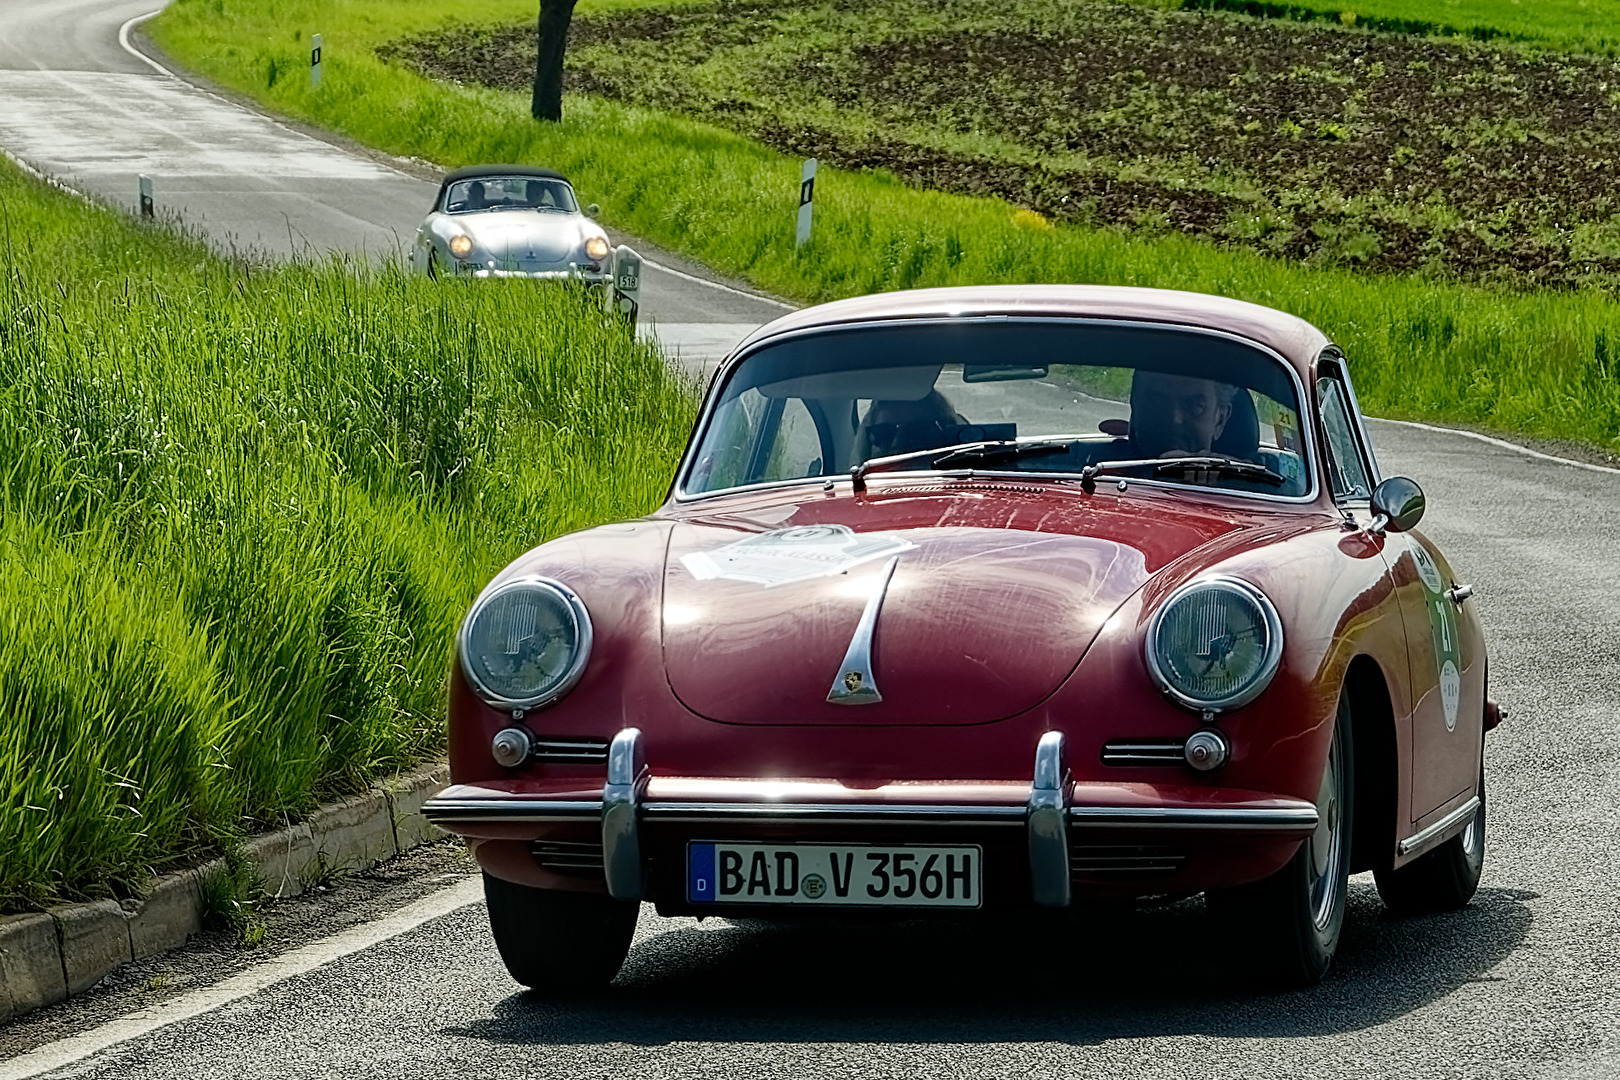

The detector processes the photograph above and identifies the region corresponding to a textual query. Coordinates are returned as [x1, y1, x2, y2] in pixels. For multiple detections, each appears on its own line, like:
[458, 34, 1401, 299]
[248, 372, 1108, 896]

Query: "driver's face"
[1130, 372, 1233, 457]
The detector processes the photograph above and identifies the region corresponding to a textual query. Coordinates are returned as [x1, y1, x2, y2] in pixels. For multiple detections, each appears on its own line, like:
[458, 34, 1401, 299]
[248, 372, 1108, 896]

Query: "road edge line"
[0, 765, 448, 1027]
[1367, 417, 1620, 477]
[0, 877, 482, 1080]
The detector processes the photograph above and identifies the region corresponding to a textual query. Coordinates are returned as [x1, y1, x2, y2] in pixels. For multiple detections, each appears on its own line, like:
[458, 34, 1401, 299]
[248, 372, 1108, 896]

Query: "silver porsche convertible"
[411, 164, 613, 283]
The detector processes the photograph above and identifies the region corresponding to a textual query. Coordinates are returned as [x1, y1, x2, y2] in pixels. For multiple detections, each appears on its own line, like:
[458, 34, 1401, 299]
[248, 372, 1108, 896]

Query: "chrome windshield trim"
[672, 315, 1322, 506]
[1067, 805, 1319, 832]
[825, 556, 900, 705]
[1398, 795, 1481, 856]
[421, 798, 603, 824]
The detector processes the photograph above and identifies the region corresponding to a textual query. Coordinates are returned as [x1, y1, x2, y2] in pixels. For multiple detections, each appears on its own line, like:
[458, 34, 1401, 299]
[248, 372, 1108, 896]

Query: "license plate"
[687, 842, 982, 908]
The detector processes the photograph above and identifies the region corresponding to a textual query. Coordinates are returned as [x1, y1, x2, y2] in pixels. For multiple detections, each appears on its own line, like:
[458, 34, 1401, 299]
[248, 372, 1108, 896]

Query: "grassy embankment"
[0, 160, 695, 912]
[1180, 0, 1620, 55]
[150, 0, 1620, 455]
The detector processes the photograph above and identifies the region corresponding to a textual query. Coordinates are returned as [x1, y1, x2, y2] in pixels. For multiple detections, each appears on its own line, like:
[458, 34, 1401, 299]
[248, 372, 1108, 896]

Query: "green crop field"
[0, 160, 695, 911]
[150, 0, 1620, 454]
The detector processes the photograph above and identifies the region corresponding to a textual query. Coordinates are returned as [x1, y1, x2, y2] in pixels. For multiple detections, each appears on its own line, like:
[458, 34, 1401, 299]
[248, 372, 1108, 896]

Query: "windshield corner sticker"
[681, 525, 914, 587]
[1412, 543, 1460, 731]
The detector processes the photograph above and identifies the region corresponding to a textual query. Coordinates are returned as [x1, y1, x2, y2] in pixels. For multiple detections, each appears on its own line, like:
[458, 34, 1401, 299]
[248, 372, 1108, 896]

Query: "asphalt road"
[2, 3, 1619, 1078]
[0, 0, 783, 368]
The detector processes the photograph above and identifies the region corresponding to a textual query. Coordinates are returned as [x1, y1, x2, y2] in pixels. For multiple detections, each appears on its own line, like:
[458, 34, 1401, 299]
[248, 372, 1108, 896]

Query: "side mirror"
[585, 203, 601, 218]
[1370, 475, 1425, 534]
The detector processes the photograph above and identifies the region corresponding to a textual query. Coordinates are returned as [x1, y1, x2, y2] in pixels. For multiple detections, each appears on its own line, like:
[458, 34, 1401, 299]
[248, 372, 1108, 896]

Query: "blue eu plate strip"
[688, 842, 716, 904]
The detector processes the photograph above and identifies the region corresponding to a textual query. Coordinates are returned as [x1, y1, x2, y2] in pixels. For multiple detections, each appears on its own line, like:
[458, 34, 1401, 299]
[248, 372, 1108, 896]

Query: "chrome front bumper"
[458, 266, 608, 282]
[423, 729, 1320, 906]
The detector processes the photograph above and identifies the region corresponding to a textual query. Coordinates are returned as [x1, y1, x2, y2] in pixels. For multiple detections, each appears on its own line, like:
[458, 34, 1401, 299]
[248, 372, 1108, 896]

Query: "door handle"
[1446, 583, 1474, 604]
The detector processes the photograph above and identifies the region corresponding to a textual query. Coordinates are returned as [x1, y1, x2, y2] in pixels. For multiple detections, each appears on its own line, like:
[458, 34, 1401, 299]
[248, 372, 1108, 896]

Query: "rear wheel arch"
[1344, 655, 1397, 875]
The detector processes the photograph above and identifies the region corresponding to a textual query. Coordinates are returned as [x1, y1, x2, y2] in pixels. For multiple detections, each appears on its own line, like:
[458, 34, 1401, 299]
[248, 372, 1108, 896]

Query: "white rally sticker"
[1411, 540, 1461, 731]
[1440, 659, 1461, 732]
[1412, 543, 1445, 594]
[681, 525, 913, 587]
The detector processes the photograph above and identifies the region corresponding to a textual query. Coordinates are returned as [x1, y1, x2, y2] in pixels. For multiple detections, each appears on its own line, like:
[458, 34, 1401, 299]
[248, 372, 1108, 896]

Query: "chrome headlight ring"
[457, 576, 593, 712]
[448, 232, 474, 259]
[1144, 575, 1284, 714]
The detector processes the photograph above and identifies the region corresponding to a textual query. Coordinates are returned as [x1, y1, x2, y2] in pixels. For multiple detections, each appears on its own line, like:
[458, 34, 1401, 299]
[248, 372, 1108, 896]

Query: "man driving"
[526, 180, 556, 209]
[1128, 370, 1237, 458]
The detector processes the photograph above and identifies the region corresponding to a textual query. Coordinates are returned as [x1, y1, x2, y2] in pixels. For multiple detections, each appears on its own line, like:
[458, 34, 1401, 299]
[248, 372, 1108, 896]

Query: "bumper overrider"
[425, 730, 1320, 908]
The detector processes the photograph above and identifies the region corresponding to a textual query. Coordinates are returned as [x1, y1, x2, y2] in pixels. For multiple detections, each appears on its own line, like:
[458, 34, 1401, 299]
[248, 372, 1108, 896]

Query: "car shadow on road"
[443, 879, 1535, 1046]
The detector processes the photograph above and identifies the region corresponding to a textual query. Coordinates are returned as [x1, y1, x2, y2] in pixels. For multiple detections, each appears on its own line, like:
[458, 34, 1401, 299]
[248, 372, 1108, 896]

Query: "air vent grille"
[1101, 738, 1187, 766]
[531, 839, 604, 873]
[530, 736, 610, 764]
[1070, 844, 1186, 877]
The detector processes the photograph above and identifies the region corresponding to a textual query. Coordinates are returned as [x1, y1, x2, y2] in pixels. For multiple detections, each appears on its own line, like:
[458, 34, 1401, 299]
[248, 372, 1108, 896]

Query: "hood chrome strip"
[826, 555, 900, 705]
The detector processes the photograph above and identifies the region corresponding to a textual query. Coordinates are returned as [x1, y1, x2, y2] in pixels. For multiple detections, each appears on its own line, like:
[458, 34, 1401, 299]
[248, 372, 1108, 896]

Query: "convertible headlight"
[584, 235, 611, 261]
[1145, 576, 1283, 713]
[458, 577, 592, 710]
[449, 233, 474, 259]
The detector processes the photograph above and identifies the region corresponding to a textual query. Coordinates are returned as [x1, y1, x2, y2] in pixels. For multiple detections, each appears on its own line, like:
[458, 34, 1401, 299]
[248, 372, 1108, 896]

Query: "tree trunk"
[532, 0, 579, 122]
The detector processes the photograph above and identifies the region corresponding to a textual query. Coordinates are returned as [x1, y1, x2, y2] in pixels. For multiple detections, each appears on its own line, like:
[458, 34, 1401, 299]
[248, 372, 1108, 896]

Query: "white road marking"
[0, 876, 484, 1080]
[117, 10, 168, 76]
[639, 255, 796, 310]
[1368, 417, 1620, 477]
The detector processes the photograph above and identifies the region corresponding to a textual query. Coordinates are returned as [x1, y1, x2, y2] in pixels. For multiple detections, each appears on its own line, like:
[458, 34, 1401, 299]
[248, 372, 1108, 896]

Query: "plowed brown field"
[383, 0, 1620, 290]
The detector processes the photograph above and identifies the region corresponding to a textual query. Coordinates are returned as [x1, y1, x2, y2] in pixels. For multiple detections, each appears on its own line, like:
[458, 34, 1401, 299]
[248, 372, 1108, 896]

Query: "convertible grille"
[1100, 738, 1186, 766]
[530, 839, 604, 873]
[530, 736, 611, 765]
[1070, 844, 1186, 877]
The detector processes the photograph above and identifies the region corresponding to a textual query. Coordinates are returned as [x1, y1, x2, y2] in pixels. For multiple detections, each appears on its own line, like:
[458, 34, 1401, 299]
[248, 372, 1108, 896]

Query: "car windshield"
[443, 176, 578, 214]
[683, 320, 1312, 498]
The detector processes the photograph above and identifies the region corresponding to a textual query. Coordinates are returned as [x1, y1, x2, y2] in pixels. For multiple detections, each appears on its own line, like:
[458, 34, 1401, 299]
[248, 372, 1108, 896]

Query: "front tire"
[483, 873, 639, 992]
[1374, 772, 1485, 914]
[1208, 694, 1354, 988]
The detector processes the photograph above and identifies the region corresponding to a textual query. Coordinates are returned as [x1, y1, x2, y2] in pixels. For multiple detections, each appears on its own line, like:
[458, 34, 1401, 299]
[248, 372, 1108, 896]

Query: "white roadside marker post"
[796, 157, 817, 248]
[138, 174, 153, 219]
[311, 34, 323, 89]
[608, 245, 643, 329]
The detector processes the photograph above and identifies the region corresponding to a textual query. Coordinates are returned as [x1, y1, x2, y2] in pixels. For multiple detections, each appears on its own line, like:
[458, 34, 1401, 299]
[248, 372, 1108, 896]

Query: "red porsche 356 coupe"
[424, 285, 1496, 988]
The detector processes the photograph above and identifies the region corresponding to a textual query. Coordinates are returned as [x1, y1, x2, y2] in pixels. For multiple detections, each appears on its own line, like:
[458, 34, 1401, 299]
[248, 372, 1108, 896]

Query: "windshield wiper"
[849, 439, 1079, 492]
[1079, 455, 1288, 493]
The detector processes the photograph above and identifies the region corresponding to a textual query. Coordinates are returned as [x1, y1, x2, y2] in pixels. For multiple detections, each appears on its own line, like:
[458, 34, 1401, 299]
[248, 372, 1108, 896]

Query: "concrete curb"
[0, 763, 447, 1024]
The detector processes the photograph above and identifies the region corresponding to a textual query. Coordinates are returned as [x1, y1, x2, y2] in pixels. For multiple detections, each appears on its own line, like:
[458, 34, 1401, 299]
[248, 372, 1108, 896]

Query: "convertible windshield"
[443, 177, 578, 214]
[683, 321, 1311, 498]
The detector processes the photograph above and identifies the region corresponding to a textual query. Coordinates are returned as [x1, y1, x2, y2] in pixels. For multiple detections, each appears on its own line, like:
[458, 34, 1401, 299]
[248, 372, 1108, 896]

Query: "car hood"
[457, 213, 584, 264]
[661, 489, 1250, 725]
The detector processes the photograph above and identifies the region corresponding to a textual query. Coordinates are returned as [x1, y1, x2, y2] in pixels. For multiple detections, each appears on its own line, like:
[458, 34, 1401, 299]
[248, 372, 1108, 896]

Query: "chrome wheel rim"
[1308, 727, 1347, 931]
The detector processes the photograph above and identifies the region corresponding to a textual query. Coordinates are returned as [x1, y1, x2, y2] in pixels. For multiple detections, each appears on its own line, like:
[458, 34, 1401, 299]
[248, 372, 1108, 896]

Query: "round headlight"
[1145, 576, 1283, 713]
[584, 235, 610, 261]
[449, 233, 473, 259]
[458, 577, 592, 710]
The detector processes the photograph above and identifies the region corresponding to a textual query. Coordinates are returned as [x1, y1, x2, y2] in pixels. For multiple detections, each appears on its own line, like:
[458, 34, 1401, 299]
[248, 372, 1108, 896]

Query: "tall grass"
[151, 0, 1620, 453]
[0, 162, 696, 911]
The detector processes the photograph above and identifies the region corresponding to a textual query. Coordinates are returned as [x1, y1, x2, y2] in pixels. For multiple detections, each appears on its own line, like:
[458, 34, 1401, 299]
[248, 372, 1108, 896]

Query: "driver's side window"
[1317, 376, 1372, 501]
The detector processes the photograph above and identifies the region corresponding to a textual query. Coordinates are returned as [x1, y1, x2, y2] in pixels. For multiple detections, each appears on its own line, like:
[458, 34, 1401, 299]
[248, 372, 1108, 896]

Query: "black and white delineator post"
[311, 34, 323, 89]
[796, 157, 817, 248]
[138, 174, 153, 219]
[608, 245, 642, 328]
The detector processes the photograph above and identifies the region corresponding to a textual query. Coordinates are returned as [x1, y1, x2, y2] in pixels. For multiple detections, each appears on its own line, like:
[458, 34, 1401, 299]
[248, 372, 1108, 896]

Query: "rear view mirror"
[1370, 475, 1425, 534]
[963, 363, 1048, 383]
[585, 203, 601, 218]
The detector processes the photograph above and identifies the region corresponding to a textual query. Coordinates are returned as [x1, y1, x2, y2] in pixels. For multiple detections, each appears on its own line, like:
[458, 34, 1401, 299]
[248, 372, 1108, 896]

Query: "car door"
[1317, 356, 1482, 820]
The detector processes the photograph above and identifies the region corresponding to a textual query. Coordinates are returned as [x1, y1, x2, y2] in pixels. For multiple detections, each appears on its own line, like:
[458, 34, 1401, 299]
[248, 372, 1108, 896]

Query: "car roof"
[732, 284, 1332, 376]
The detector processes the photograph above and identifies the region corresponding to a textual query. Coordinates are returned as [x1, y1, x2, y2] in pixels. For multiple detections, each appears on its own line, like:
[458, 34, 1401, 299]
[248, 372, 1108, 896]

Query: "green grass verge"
[150, 0, 1620, 453]
[0, 159, 695, 911]
[1179, 0, 1620, 55]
